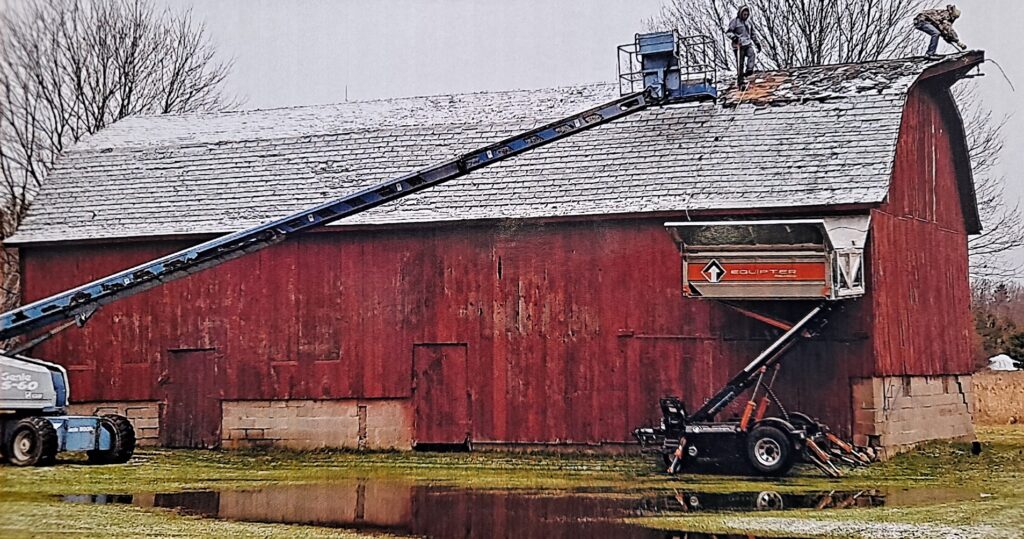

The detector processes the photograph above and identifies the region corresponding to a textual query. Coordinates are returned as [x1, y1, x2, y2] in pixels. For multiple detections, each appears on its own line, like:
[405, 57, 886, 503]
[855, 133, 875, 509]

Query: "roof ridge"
[126, 81, 619, 121]
[750, 53, 958, 76]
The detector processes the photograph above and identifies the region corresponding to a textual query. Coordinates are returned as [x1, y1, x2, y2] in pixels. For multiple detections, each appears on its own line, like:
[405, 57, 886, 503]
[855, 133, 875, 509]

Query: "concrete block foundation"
[851, 375, 974, 458]
[220, 399, 412, 450]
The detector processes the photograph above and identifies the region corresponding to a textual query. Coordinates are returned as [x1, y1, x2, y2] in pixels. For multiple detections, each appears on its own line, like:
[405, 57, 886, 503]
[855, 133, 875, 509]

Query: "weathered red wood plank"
[870, 85, 972, 378]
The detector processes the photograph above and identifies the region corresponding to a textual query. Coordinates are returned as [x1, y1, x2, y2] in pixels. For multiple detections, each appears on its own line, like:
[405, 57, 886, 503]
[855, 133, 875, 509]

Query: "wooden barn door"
[159, 348, 223, 448]
[413, 343, 471, 447]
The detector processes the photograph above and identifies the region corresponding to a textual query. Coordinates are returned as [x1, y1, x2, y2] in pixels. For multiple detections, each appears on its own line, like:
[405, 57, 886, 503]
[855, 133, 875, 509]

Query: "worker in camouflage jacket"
[914, 4, 967, 57]
[726, 5, 761, 85]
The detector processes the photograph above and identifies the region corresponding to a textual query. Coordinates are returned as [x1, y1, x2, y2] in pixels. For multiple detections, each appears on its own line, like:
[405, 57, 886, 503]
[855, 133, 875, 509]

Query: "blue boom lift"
[0, 32, 718, 467]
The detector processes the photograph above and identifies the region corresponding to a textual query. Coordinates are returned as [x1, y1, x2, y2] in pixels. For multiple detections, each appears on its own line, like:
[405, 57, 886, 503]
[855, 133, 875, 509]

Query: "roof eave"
[919, 50, 985, 83]
[4, 202, 883, 247]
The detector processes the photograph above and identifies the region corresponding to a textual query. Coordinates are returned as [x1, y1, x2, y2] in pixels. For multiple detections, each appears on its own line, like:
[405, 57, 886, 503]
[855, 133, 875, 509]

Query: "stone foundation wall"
[221, 399, 412, 450]
[68, 401, 161, 446]
[972, 371, 1024, 425]
[852, 375, 974, 458]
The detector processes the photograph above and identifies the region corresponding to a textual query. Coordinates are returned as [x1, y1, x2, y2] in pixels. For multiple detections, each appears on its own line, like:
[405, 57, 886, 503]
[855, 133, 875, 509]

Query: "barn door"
[413, 343, 471, 447]
[159, 348, 223, 448]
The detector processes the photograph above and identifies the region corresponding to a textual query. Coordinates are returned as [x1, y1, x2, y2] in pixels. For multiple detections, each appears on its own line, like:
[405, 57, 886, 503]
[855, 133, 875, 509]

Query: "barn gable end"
[855, 62, 981, 453]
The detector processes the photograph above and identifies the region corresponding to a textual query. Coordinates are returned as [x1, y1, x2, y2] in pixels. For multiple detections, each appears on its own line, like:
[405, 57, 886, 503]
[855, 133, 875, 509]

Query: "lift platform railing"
[618, 32, 718, 100]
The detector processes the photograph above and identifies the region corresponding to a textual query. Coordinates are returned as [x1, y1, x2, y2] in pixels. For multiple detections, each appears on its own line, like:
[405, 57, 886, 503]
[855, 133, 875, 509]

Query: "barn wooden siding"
[18, 82, 974, 446]
[23, 217, 872, 442]
[869, 83, 974, 377]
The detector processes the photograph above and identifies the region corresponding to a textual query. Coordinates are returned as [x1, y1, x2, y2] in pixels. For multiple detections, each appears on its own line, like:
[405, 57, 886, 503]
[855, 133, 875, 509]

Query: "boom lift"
[633, 219, 875, 477]
[0, 32, 719, 466]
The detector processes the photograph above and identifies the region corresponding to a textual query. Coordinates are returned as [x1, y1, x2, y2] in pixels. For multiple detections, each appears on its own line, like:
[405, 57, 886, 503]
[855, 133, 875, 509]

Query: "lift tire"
[6, 416, 58, 467]
[747, 425, 794, 476]
[87, 415, 136, 465]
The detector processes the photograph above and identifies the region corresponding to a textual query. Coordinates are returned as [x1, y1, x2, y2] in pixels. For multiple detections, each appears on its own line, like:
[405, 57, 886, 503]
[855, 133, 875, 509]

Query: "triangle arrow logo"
[701, 260, 726, 283]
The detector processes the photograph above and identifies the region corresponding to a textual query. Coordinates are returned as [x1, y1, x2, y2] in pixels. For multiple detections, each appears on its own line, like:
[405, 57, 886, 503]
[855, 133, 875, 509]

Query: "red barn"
[7, 54, 983, 454]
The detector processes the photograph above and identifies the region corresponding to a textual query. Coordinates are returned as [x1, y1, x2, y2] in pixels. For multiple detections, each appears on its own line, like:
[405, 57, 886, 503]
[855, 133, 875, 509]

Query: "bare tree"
[0, 0, 235, 311]
[958, 87, 1023, 279]
[971, 278, 1024, 365]
[650, 0, 1022, 279]
[650, 0, 932, 70]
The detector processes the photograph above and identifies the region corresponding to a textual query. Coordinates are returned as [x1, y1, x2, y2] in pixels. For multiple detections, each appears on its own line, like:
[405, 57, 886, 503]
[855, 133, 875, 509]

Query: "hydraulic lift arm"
[0, 89, 661, 344]
[689, 302, 829, 422]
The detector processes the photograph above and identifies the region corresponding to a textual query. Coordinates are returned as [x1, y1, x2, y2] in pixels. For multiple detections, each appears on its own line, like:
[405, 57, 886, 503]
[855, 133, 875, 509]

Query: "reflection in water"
[64, 482, 975, 539]
[638, 489, 889, 513]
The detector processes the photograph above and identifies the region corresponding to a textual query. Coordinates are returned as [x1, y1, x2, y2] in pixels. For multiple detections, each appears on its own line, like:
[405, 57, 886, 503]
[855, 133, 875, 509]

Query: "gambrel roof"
[7, 53, 983, 245]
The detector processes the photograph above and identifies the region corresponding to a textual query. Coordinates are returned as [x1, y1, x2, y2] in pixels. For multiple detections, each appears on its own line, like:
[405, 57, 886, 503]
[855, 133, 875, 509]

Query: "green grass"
[0, 500, 384, 539]
[1, 426, 1022, 538]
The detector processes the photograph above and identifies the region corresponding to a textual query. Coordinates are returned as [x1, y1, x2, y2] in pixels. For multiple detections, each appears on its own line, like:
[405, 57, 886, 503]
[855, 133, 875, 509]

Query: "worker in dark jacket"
[726, 5, 761, 85]
[914, 5, 967, 57]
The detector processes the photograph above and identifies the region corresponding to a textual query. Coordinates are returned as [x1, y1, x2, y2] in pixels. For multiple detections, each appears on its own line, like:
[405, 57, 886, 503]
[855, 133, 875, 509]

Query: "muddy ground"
[1, 426, 1021, 538]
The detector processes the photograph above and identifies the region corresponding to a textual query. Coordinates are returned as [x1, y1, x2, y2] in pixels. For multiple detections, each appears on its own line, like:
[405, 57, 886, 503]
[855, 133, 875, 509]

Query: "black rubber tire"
[87, 415, 136, 465]
[746, 425, 795, 476]
[6, 416, 58, 467]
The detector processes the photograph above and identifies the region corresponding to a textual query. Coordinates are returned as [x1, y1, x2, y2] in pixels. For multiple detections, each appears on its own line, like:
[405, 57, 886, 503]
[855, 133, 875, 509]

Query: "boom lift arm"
[0, 90, 660, 344]
[689, 303, 830, 422]
[1, 30, 718, 346]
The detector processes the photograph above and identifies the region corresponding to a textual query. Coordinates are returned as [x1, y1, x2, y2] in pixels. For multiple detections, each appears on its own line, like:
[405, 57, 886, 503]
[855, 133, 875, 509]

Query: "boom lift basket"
[618, 32, 718, 100]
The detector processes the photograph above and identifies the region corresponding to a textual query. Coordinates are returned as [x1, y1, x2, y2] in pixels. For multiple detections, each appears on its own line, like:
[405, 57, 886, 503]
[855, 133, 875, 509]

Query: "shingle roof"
[6, 54, 975, 245]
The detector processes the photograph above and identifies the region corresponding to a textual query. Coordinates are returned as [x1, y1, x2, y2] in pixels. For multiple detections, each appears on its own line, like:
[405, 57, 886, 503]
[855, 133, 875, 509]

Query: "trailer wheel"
[6, 417, 58, 467]
[747, 425, 794, 476]
[87, 415, 136, 465]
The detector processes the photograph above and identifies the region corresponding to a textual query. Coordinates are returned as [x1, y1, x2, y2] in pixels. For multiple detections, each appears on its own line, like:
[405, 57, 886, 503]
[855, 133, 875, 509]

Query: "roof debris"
[723, 55, 946, 107]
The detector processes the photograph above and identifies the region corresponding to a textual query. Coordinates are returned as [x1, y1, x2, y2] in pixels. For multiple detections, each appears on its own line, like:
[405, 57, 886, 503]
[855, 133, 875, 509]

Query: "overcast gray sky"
[160, 0, 1021, 204]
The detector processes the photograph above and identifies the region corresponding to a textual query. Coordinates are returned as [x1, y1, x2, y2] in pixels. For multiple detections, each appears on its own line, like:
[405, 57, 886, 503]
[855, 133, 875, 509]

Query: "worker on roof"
[726, 5, 761, 87]
[914, 4, 967, 58]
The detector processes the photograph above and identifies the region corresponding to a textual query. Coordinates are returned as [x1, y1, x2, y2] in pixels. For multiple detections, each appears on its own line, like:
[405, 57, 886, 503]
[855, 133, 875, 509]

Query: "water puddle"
[64, 482, 980, 538]
[638, 487, 976, 513]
